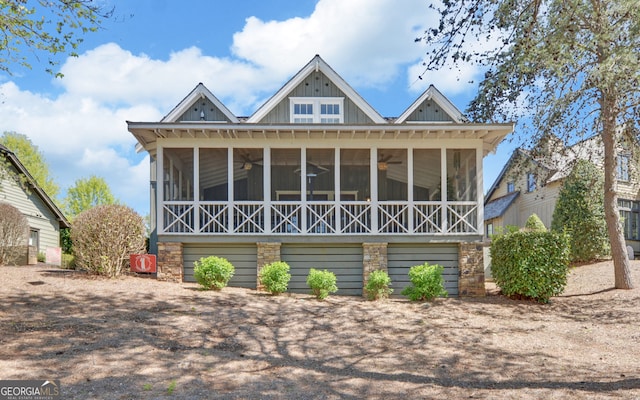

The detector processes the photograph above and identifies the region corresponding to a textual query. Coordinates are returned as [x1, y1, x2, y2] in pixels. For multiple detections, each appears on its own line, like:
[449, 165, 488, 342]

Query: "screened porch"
[158, 146, 481, 236]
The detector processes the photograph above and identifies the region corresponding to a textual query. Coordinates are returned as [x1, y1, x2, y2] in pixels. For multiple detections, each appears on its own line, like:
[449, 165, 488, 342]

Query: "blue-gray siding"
[259, 71, 374, 124]
[281, 244, 363, 296]
[178, 97, 232, 122]
[404, 99, 454, 122]
[183, 244, 257, 288]
[387, 244, 459, 297]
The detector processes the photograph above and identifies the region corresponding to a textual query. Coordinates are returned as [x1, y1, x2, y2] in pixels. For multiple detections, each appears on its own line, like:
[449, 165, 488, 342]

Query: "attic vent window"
[290, 97, 344, 124]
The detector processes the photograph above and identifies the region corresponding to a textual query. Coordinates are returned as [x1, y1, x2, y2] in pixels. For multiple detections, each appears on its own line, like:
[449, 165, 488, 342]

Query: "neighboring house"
[0, 144, 70, 265]
[128, 55, 513, 296]
[484, 135, 640, 252]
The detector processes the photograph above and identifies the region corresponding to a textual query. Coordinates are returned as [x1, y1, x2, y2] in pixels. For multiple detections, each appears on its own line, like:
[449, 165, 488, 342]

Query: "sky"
[0, 0, 513, 216]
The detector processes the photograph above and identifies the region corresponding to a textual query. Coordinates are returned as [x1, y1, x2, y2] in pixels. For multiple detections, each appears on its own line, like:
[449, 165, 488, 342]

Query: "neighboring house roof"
[247, 54, 387, 124]
[484, 191, 520, 220]
[0, 144, 70, 229]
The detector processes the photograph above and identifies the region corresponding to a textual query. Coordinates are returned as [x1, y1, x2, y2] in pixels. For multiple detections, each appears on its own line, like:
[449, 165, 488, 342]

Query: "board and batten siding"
[281, 244, 363, 296]
[1, 176, 61, 252]
[258, 71, 374, 124]
[183, 244, 257, 289]
[387, 244, 459, 297]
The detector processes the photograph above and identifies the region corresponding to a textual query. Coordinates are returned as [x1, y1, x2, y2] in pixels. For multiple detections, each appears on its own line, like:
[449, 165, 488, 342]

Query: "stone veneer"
[256, 242, 281, 291]
[458, 242, 485, 297]
[362, 243, 388, 297]
[157, 242, 183, 282]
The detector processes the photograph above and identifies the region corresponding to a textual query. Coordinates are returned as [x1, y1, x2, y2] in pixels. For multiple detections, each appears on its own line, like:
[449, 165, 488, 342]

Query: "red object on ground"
[130, 254, 157, 273]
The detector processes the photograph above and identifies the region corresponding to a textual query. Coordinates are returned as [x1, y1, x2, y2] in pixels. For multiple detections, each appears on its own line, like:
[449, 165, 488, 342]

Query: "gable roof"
[395, 85, 467, 124]
[0, 144, 70, 229]
[247, 55, 386, 124]
[161, 83, 239, 123]
[484, 191, 520, 221]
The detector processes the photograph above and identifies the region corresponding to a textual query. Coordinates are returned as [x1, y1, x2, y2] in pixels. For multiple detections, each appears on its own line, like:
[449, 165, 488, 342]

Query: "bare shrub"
[71, 204, 146, 277]
[0, 203, 28, 266]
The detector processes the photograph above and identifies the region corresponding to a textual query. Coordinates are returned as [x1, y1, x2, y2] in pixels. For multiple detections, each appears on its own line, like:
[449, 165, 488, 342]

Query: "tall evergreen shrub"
[551, 160, 609, 262]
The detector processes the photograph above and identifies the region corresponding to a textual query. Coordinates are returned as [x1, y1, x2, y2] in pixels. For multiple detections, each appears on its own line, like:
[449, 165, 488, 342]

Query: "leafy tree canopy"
[419, 0, 638, 288]
[64, 175, 117, 219]
[0, 0, 112, 76]
[0, 131, 60, 199]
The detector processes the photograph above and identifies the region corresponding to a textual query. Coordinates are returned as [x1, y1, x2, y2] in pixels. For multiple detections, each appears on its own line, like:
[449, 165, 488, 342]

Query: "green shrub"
[61, 253, 76, 270]
[306, 268, 338, 300]
[259, 261, 291, 294]
[194, 256, 235, 290]
[401, 262, 448, 301]
[525, 214, 547, 232]
[37, 251, 46, 263]
[491, 230, 570, 303]
[551, 159, 609, 262]
[364, 270, 393, 300]
[71, 204, 146, 277]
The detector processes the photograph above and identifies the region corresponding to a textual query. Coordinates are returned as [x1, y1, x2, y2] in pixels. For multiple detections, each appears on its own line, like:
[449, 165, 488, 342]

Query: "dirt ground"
[1, 261, 639, 400]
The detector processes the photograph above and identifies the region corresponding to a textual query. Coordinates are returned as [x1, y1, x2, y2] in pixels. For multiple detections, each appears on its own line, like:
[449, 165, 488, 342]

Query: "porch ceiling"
[128, 122, 513, 156]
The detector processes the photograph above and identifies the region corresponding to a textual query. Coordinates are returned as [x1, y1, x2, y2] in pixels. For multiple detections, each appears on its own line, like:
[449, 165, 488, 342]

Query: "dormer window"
[290, 97, 344, 123]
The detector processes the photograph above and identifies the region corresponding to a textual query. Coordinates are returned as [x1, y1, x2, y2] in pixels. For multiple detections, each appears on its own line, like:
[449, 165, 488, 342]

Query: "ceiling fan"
[235, 153, 263, 170]
[377, 154, 402, 170]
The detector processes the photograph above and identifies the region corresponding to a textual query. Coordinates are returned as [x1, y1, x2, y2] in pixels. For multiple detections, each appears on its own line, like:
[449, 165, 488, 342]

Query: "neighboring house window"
[486, 223, 494, 237]
[29, 229, 39, 251]
[507, 182, 515, 193]
[290, 97, 344, 123]
[527, 173, 536, 192]
[617, 154, 630, 182]
[619, 199, 640, 241]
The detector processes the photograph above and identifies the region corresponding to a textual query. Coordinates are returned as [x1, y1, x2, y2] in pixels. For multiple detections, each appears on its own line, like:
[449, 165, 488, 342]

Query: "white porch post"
[407, 148, 414, 233]
[157, 146, 164, 234]
[476, 146, 484, 235]
[441, 148, 448, 233]
[227, 147, 234, 233]
[300, 147, 307, 233]
[193, 147, 200, 233]
[370, 147, 378, 233]
[335, 148, 341, 233]
[264, 147, 271, 234]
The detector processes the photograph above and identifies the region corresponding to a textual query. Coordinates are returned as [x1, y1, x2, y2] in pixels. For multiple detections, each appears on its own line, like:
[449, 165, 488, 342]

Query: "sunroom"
[159, 142, 481, 237]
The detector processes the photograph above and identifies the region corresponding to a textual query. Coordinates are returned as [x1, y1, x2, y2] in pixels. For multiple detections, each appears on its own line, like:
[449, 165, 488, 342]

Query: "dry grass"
[1, 261, 639, 399]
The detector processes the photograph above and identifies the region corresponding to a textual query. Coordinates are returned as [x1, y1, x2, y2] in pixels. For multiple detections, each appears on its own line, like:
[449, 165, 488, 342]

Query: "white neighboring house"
[128, 55, 513, 296]
[0, 144, 69, 265]
[484, 135, 640, 252]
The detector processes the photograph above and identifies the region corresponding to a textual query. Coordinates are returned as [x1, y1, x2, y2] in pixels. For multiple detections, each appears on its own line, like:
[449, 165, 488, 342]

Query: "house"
[128, 55, 513, 296]
[484, 134, 640, 252]
[0, 144, 70, 265]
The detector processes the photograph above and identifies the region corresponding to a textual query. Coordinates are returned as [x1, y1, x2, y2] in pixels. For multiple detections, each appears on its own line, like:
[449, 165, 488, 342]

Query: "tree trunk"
[601, 95, 634, 289]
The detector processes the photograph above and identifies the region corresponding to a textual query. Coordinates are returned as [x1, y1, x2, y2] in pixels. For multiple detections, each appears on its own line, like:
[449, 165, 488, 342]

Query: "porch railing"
[161, 201, 479, 235]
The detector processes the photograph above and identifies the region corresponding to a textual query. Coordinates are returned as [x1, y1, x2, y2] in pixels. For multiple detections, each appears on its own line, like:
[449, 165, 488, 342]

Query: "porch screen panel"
[234, 148, 264, 200]
[340, 149, 370, 201]
[271, 149, 301, 200]
[200, 148, 228, 200]
[447, 149, 477, 201]
[163, 148, 194, 201]
[378, 149, 407, 201]
[306, 149, 334, 199]
[413, 149, 441, 201]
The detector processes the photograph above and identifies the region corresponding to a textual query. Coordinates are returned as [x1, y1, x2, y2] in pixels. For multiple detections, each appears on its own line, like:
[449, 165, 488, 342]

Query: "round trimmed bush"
[306, 268, 338, 300]
[259, 261, 291, 294]
[365, 270, 393, 300]
[194, 256, 235, 290]
[401, 262, 448, 301]
[71, 204, 146, 277]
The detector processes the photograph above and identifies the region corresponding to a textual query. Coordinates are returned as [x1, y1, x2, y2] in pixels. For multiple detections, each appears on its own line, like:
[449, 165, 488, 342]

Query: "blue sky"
[0, 0, 512, 216]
